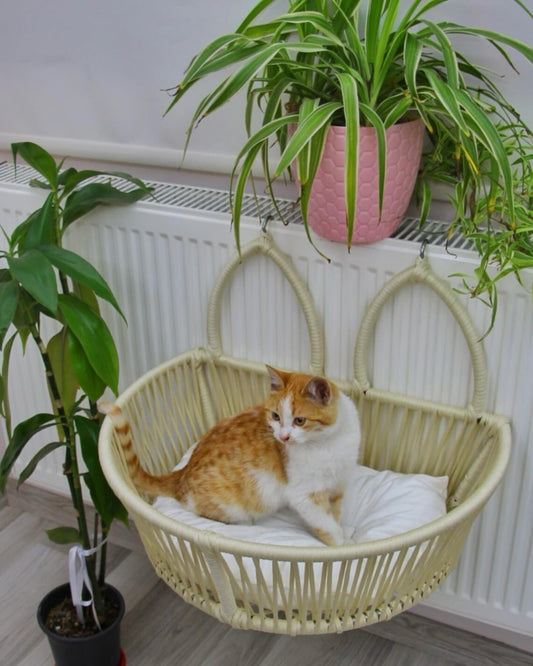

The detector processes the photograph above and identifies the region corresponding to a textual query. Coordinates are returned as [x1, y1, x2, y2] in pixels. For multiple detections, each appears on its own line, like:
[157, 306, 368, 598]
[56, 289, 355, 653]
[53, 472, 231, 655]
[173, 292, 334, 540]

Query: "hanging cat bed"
[99, 233, 510, 635]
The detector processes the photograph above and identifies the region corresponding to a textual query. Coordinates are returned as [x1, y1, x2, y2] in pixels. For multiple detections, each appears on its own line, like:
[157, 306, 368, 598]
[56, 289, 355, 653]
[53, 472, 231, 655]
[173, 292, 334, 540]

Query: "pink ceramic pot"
[305, 118, 425, 244]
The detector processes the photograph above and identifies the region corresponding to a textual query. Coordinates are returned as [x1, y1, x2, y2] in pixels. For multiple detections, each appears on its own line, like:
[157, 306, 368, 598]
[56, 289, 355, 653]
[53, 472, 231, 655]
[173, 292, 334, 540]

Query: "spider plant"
[166, 0, 533, 310]
[424, 120, 533, 329]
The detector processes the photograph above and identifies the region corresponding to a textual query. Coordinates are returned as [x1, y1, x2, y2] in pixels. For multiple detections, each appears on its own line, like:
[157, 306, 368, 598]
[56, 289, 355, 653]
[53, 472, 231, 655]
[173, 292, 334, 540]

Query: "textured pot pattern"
[307, 118, 425, 244]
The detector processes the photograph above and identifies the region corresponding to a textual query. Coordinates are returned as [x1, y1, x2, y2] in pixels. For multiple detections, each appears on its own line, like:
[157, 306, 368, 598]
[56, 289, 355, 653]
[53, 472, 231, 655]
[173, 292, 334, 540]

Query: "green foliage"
[0, 413, 59, 492]
[0, 142, 152, 618]
[167, 0, 533, 314]
[75, 415, 128, 528]
[46, 526, 83, 545]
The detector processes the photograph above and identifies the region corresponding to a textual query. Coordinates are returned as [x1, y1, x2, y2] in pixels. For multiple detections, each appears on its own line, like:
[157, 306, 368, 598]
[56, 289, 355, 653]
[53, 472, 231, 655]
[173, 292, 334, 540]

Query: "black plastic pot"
[37, 583, 125, 666]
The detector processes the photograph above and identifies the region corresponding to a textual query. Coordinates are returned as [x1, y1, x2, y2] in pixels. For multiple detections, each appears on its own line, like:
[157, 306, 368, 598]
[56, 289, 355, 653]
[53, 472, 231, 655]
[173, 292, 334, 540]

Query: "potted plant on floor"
[166, 0, 533, 313]
[0, 142, 152, 666]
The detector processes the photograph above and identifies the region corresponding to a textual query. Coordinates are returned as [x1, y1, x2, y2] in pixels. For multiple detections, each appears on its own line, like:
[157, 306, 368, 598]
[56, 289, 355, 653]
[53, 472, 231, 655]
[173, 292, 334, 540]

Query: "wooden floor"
[1, 496, 531, 666]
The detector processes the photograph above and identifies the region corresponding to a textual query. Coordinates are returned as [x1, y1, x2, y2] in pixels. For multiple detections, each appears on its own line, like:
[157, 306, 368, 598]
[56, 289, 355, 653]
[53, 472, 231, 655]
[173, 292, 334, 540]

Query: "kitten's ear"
[303, 377, 331, 405]
[266, 365, 286, 392]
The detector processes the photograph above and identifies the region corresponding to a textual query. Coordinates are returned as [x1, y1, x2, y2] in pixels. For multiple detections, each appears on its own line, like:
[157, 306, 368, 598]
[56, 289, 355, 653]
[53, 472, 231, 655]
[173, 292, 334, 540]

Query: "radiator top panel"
[0, 161, 473, 251]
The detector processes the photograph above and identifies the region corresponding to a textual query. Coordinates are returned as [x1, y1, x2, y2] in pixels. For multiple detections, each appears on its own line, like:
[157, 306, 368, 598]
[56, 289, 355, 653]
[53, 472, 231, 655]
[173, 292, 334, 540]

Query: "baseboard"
[6, 480, 532, 661]
[410, 603, 533, 654]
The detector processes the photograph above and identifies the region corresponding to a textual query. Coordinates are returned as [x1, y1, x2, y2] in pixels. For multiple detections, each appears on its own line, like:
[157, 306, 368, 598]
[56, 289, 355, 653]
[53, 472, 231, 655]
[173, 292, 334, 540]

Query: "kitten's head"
[264, 366, 339, 445]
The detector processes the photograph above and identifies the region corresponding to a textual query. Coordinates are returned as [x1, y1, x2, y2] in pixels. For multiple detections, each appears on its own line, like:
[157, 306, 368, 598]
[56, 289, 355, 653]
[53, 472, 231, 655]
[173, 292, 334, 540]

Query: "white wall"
[0, 0, 531, 187]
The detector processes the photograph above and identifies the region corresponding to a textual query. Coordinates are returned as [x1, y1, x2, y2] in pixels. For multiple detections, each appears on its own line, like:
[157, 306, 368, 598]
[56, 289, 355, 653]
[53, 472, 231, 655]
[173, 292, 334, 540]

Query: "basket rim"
[99, 348, 512, 562]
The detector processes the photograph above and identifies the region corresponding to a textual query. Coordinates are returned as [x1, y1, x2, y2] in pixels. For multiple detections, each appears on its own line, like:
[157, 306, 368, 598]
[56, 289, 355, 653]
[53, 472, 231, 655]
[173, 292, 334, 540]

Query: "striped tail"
[98, 401, 181, 497]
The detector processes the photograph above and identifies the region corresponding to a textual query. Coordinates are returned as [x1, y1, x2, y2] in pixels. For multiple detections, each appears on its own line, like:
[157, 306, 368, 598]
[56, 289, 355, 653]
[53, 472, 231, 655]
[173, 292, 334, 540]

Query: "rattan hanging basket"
[99, 233, 510, 635]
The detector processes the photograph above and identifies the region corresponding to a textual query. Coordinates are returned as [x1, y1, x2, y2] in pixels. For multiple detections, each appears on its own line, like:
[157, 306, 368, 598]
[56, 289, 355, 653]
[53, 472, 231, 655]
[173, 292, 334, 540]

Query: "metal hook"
[419, 238, 428, 260]
[261, 214, 274, 233]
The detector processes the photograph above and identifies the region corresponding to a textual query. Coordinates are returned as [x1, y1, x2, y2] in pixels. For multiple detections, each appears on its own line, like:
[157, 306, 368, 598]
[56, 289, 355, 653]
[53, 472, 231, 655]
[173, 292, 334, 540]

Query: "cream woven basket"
[99, 233, 511, 635]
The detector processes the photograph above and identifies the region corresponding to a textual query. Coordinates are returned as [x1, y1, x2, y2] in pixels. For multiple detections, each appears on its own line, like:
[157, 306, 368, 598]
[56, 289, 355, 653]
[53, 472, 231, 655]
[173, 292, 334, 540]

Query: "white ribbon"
[68, 540, 107, 631]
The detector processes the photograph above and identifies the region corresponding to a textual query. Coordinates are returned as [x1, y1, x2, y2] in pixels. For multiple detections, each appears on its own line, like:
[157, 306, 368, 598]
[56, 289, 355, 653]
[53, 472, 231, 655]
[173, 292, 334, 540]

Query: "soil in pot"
[45, 587, 122, 637]
[38, 583, 125, 666]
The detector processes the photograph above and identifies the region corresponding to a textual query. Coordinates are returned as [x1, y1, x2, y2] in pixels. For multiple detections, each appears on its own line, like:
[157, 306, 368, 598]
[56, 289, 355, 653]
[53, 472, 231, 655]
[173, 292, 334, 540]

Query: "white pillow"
[153, 447, 448, 548]
[341, 466, 448, 543]
[153, 454, 448, 599]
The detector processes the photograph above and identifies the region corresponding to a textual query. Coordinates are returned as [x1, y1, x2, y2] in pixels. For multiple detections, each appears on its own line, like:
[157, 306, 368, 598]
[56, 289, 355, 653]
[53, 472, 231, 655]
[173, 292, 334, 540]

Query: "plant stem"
[98, 522, 109, 588]
[88, 400, 109, 588]
[29, 323, 104, 618]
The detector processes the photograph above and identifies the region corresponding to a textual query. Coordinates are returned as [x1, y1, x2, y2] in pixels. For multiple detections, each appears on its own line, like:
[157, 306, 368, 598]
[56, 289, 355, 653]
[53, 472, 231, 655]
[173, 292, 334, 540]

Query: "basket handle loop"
[207, 232, 324, 375]
[353, 257, 487, 414]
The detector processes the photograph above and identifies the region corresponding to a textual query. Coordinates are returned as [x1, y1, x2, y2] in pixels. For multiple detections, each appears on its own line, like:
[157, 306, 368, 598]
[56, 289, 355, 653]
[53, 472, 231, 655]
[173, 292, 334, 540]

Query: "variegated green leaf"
[274, 102, 342, 176]
[338, 73, 360, 247]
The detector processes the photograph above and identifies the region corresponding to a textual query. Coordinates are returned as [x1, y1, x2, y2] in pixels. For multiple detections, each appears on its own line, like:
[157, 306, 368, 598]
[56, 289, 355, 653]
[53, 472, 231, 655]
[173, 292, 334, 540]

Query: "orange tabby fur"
[100, 365, 361, 546]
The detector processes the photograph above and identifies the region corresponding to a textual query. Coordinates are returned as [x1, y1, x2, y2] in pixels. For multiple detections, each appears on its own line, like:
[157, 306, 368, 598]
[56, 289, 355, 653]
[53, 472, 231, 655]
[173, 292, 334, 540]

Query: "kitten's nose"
[280, 430, 291, 442]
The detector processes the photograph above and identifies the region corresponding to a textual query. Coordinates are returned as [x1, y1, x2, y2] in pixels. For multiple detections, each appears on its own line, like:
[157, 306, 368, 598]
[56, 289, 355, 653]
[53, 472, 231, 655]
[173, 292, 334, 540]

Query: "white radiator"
[1, 163, 532, 650]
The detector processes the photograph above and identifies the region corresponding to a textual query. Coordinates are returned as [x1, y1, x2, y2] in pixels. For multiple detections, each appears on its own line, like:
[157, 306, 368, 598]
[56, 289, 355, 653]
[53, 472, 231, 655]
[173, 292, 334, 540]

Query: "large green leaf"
[67, 329, 106, 402]
[7, 250, 58, 314]
[46, 526, 82, 545]
[11, 142, 57, 187]
[0, 412, 58, 491]
[38, 245, 125, 319]
[0, 281, 19, 348]
[20, 193, 56, 251]
[76, 415, 128, 527]
[63, 182, 147, 229]
[58, 168, 151, 197]
[11, 288, 39, 349]
[0, 333, 17, 433]
[47, 330, 79, 417]
[17, 441, 64, 487]
[58, 294, 119, 395]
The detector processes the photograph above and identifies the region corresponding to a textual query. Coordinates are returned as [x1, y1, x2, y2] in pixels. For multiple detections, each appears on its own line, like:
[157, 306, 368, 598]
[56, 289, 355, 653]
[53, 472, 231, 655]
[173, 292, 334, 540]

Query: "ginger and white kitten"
[101, 366, 361, 546]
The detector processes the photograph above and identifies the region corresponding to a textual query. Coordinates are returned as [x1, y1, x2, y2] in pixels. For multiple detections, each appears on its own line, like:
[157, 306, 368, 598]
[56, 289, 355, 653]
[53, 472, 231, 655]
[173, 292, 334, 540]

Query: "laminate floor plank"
[16, 637, 56, 666]
[0, 511, 130, 666]
[119, 581, 231, 665]
[2, 503, 532, 666]
[0, 501, 21, 531]
[363, 610, 533, 666]
[383, 643, 461, 666]
[250, 630, 394, 666]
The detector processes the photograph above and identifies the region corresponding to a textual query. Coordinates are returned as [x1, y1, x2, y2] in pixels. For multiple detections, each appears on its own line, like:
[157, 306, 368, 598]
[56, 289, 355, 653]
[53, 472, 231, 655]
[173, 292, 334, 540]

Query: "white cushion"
[153, 452, 448, 599]
[153, 447, 448, 548]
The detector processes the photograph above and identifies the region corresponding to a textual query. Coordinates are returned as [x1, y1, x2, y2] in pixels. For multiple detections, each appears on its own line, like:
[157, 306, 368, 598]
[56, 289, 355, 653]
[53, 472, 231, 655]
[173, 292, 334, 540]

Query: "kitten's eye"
[294, 417, 306, 426]
[271, 411, 280, 421]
